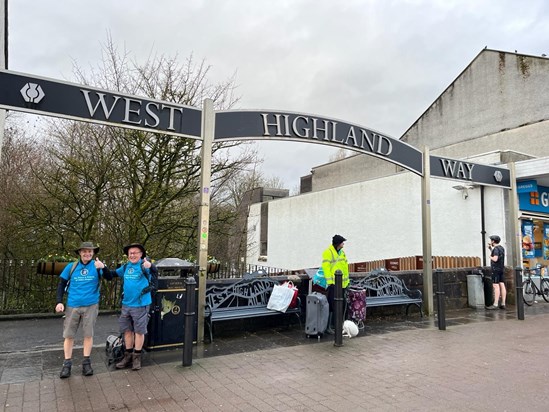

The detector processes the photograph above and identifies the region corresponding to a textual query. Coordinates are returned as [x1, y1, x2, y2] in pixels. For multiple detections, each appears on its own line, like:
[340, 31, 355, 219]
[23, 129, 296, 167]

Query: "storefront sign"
[518, 185, 549, 214]
[517, 180, 538, 193]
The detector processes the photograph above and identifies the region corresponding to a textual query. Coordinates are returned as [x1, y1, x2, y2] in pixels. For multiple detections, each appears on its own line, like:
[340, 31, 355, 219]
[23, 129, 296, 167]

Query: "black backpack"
[105, 333, 125, 365]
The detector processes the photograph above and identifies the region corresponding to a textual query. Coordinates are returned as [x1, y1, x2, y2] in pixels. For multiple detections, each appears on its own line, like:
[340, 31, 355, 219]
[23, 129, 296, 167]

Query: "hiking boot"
[82, 359, 93, 376]
[115, 351, 133, 369]
[132, 353, 142, 371]
[59, 361, 72, 379]
[499, 305, 506, 310]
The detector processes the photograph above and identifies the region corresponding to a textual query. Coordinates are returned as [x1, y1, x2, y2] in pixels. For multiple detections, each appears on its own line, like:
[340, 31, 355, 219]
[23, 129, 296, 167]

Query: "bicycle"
[522, 268, 549, 306]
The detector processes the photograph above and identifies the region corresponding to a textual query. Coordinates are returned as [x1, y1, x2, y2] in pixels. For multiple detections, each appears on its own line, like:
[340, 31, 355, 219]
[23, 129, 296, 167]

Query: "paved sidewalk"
[1, 306, 549, 411]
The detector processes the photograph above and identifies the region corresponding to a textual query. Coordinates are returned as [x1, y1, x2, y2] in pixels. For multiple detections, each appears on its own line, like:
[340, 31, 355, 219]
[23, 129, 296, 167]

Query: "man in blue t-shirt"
[97, 243, 157, 371]
[55, 241, 106, 378]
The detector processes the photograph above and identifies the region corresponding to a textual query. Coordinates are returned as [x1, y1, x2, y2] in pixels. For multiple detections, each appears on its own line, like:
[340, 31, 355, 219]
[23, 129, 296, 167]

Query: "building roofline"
[399, 48, 549, 140]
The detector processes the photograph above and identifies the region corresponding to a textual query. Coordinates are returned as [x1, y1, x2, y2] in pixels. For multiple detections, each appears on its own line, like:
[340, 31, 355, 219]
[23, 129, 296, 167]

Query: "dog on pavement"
[342, 320, 359, 338]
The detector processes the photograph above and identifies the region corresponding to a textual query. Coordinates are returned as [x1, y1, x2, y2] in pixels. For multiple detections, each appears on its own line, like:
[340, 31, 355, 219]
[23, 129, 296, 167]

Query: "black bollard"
[334, 270, 344, 347]
[515, 266, 524, 320]
[182, 275, 197, 366]
[435, 269, 446, 330]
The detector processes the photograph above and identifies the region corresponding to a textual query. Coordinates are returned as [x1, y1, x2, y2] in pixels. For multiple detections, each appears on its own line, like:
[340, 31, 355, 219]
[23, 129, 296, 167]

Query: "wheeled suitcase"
[305, 292, 329, 339]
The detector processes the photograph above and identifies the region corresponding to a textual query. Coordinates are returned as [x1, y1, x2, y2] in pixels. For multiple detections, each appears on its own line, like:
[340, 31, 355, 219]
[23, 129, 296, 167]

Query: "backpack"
[105, 333, 125, 365]
[64, 260, 79, 292]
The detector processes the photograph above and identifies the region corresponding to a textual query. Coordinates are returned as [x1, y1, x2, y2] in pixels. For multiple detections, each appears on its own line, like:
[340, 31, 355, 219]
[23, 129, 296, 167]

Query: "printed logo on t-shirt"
[74, 268, 95, 282]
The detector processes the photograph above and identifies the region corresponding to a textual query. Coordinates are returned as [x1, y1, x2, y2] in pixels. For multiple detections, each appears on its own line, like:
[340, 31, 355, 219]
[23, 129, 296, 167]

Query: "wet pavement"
[1, 303, 549, 410]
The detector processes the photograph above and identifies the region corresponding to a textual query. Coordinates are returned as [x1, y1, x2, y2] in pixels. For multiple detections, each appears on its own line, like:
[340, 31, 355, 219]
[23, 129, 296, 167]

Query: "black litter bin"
[145, 258, 199, 351]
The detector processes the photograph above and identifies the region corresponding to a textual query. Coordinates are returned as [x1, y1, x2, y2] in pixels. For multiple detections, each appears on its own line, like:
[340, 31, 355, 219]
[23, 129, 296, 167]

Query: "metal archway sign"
[0, 69, 512, 333]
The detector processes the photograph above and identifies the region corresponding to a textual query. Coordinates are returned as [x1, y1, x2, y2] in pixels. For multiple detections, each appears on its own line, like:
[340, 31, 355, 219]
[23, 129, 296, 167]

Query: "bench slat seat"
[350, 271, 423, 317]
[205, 277, 301, 342]
[209, 306, 301, 321]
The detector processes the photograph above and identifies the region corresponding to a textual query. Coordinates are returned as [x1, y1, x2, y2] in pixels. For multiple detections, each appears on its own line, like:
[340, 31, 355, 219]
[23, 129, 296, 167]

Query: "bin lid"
[155, 257, 196, 268]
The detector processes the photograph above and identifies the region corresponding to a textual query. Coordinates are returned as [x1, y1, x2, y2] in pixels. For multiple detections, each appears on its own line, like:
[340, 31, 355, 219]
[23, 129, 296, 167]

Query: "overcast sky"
[8, 0, 549, 189]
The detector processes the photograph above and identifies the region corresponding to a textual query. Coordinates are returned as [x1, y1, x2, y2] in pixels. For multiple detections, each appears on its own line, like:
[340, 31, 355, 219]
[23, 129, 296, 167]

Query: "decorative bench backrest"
[206, 278, 277, 310]
[350, 273, 409, 297]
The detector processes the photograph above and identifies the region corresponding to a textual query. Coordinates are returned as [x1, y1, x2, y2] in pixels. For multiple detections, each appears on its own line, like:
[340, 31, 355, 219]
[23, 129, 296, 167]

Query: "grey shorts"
[119, 305, 150, 335]
[63, 304, 99, 339]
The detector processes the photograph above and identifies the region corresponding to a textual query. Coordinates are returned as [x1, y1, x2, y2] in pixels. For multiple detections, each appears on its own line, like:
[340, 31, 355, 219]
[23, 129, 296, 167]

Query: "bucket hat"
[74, 241, 100, 254]
[123, 243, 147, 256]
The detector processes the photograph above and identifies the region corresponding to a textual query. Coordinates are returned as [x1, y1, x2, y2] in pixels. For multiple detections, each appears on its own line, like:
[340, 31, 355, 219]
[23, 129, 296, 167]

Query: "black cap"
[489, 235, 501, 243]
[332, 234, 347, 247]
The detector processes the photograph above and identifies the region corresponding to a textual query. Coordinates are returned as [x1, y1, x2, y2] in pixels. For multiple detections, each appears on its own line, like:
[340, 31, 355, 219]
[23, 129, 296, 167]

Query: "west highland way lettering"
[81, 90, 185, 131]
[260, 113, 393, 156]
[439, 158, 474, 180]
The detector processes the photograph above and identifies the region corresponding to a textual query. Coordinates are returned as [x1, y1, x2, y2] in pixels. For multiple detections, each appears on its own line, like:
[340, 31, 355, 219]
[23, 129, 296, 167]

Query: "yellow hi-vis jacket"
[321, 244, 349, 288]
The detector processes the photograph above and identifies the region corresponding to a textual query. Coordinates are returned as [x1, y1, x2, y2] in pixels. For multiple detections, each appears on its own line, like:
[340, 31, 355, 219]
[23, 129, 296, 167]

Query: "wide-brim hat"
[123, 243, 147, 256]
[74, 241, 100, 254]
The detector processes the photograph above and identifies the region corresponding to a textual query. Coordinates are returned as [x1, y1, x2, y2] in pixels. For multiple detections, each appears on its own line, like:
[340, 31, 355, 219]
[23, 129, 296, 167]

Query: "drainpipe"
[481, 186, 486, 266]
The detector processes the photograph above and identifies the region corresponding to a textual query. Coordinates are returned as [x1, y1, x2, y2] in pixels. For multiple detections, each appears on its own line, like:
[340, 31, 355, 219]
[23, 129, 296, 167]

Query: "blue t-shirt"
[60, 260, 102, 307]
[116, 260, 152, 307]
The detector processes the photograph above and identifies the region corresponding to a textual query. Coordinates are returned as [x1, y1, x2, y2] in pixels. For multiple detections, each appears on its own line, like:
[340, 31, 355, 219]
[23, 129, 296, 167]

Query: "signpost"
[0, 68, 514, 324]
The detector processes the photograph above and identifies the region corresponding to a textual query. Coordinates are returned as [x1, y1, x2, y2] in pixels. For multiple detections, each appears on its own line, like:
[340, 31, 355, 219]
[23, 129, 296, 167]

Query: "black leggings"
[326, 285, 348, 313]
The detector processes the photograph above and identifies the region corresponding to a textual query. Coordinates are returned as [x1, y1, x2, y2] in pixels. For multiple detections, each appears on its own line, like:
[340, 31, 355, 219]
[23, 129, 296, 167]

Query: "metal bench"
[205, 277, 301, 342]
[350, 271, 423, 317]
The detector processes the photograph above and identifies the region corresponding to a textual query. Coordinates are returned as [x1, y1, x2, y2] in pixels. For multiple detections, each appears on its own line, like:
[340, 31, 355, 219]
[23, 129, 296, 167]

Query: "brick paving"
[1, 307, 549, 411]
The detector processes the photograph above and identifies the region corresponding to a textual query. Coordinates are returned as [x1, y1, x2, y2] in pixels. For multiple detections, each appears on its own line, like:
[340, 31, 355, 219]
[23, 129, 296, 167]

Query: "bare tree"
[8, 38, 262, 261]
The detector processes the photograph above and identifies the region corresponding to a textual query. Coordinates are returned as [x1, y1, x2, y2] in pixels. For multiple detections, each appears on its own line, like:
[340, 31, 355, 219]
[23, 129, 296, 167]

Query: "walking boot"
[59, 360, 72, 379]
[132, 352, 142, 371]
[82, 358, 94, 376]
[115, 350, 133, 369]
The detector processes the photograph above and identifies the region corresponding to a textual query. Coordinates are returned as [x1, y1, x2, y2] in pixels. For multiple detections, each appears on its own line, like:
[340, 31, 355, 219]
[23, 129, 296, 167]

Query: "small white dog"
[342, 320, 359, 338]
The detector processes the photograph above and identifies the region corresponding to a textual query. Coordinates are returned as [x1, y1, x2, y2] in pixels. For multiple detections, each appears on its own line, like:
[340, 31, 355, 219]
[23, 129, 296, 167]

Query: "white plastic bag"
[267, 283, 296, 312]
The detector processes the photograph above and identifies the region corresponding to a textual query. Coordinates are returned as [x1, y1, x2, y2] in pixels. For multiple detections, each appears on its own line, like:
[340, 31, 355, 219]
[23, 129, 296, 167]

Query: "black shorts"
[491, 272, 505, 283]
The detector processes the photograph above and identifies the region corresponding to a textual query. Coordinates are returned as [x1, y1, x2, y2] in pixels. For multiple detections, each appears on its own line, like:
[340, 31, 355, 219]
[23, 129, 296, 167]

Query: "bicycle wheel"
[541, 279, 549, 303]
[522, 279, 535, 306]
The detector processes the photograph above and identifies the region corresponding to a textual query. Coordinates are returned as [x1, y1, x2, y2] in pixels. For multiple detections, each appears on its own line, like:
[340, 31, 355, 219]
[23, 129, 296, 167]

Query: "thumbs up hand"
[94, 257, 105, 269]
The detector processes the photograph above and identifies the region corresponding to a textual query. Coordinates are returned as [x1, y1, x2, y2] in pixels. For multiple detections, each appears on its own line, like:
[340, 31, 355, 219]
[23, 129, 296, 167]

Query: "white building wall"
[248, 171, 508, 270]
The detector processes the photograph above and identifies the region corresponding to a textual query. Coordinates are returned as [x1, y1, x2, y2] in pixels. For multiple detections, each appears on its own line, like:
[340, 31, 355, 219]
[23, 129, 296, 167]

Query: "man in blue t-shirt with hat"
[55, 241, 106, 378]
[97, 242, 157, 371]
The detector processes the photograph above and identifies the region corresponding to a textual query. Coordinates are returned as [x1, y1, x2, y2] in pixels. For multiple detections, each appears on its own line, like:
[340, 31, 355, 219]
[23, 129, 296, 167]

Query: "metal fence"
[0, 259, 292, 315]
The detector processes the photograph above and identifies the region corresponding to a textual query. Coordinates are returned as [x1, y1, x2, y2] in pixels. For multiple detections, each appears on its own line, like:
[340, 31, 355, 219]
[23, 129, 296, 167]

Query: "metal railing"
[0, 259, 293, 315]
